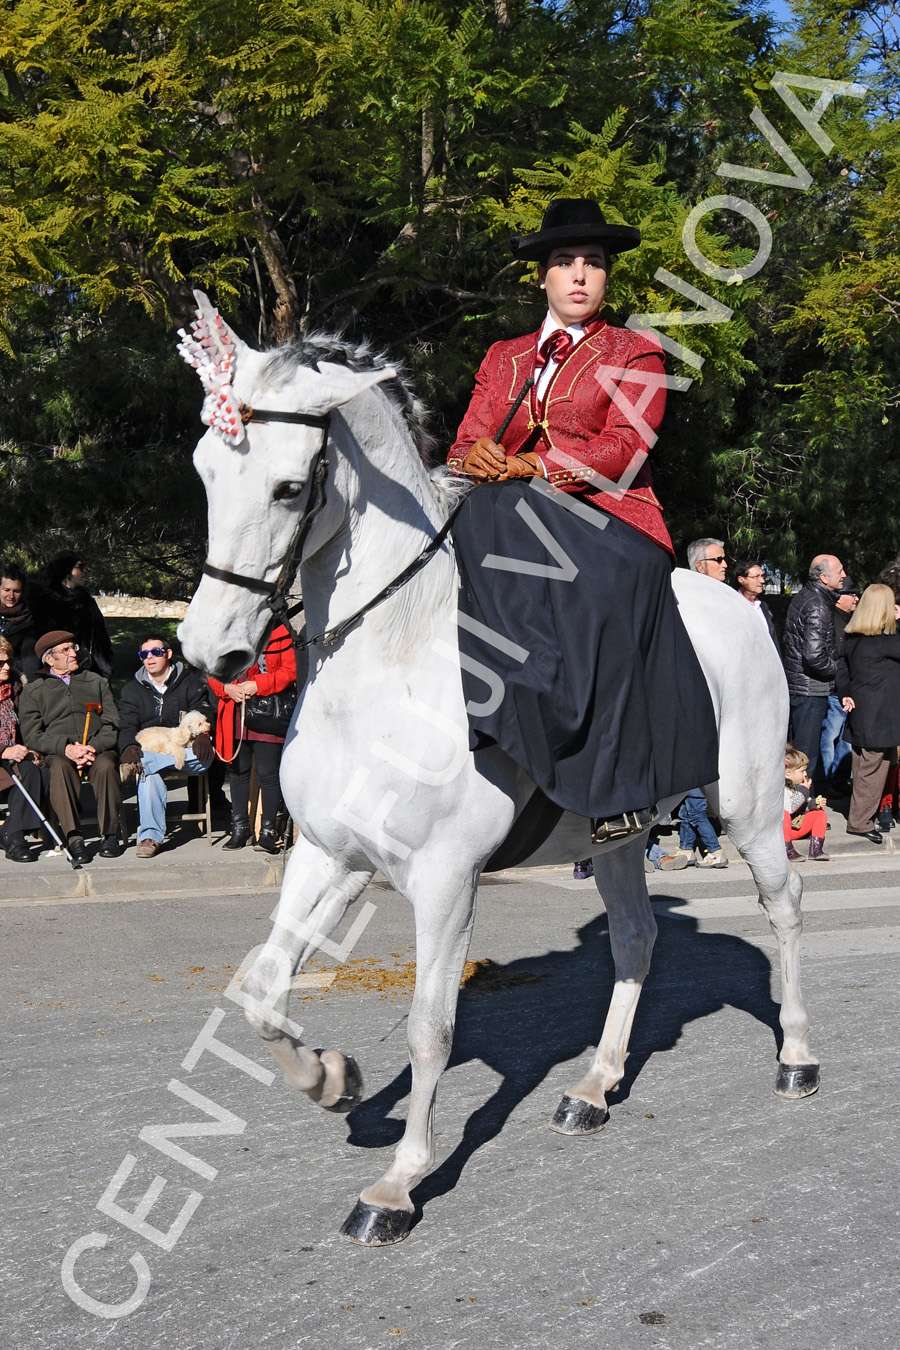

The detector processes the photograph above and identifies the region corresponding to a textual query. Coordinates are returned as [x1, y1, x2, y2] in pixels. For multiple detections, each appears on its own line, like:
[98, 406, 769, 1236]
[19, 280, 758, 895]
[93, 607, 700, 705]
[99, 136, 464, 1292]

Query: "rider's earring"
[539, 283, 546, 289]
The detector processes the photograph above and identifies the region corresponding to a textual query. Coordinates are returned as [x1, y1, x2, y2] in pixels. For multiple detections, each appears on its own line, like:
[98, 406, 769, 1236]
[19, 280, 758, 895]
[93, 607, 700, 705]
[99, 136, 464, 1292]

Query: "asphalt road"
[2, 848, 898, 1350]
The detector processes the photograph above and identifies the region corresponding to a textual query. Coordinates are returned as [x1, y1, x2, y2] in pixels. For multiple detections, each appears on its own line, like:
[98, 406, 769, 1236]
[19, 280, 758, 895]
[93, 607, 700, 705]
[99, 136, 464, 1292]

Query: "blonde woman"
[836, 583, 900, 842]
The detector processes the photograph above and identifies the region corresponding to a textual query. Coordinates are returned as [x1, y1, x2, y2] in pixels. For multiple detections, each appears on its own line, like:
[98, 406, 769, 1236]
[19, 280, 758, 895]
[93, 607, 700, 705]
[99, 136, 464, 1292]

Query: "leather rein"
[200, 403, 461, 652]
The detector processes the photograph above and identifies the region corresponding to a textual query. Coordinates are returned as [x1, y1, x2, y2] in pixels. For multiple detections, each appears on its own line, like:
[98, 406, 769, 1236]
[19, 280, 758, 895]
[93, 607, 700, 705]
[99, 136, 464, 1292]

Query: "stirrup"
[590, 807, 658, 847]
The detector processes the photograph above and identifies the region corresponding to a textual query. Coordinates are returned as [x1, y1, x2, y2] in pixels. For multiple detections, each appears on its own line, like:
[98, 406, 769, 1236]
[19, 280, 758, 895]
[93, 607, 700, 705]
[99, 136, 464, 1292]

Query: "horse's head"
[177, 291, 395, 678]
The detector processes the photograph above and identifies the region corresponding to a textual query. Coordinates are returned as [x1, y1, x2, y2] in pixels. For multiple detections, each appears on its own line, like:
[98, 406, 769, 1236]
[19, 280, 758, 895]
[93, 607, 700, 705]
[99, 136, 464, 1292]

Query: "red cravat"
[536, 328, 574, 369]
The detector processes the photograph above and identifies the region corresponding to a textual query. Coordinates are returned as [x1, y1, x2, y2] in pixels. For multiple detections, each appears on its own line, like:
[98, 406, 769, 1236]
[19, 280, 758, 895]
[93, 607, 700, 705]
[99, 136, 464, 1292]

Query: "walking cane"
[79, 702, 102, 780]
[10, 765, 82, 870]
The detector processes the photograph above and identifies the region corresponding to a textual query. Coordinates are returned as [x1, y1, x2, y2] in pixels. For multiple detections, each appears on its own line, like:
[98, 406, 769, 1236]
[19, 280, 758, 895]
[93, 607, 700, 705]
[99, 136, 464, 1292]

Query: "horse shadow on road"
[344, 894, 783, 1212]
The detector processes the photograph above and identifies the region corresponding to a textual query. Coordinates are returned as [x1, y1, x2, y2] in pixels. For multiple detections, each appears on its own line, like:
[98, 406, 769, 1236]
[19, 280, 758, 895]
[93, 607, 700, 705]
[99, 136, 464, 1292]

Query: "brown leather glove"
[120, 744, 143, 765]
[461, 437, 509, 481]
[191, 732, 214, 763]
[504, 452, 544, 480]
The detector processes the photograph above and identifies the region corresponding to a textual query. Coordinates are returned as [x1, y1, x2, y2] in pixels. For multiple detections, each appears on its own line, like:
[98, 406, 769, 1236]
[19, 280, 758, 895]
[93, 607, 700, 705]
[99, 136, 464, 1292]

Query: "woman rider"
[447, 198, 718, 844]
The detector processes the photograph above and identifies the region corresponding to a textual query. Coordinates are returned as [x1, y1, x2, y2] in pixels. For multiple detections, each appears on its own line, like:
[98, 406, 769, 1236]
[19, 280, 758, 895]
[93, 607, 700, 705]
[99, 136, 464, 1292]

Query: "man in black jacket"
[782, 554, 846, 784]
[118, 636, 213, 858]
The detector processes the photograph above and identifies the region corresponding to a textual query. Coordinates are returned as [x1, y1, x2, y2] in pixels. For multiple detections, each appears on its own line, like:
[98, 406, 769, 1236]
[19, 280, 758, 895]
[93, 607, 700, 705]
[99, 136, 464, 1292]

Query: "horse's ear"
[177, 291, 251, 444]
[191, 290, 248, 362]
[312, 360, 398, 412]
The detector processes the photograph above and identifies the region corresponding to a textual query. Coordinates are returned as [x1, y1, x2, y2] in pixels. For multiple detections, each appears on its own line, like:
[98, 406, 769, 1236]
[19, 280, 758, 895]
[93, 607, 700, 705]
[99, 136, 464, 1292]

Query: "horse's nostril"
[216, 649, 253, 681]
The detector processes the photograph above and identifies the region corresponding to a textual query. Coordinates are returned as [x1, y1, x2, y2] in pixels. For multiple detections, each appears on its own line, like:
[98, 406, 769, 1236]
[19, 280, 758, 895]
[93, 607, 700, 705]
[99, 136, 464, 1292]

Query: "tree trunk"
[251, 188, 301, 343]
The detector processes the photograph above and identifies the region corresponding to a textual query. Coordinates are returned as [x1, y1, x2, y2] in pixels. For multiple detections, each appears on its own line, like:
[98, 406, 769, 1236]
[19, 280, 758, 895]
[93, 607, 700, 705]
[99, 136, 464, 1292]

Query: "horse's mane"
[263, 333, 438, 466]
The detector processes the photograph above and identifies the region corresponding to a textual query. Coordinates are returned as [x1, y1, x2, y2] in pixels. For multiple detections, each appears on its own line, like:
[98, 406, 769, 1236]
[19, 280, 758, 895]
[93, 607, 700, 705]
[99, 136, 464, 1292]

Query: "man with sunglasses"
[687, 538, 728, 582]
[118, 637, 213, 859]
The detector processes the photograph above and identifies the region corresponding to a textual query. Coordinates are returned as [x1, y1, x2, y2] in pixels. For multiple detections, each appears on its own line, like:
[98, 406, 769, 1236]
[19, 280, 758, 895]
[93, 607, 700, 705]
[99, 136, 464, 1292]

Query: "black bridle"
[200, 402, 462, 651]
[200, 404, 332, 632]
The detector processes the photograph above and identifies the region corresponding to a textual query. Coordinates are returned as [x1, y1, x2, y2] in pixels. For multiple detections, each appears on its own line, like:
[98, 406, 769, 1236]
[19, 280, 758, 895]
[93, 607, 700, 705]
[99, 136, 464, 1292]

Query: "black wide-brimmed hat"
[509, 198, 641, 261]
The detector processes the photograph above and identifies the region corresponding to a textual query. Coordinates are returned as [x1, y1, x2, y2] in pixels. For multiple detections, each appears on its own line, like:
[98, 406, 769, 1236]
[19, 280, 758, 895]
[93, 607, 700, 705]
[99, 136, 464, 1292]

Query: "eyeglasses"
[138, 647, 169, 660]
[0, 659, 10, 667]
[703, 556, 727, 565]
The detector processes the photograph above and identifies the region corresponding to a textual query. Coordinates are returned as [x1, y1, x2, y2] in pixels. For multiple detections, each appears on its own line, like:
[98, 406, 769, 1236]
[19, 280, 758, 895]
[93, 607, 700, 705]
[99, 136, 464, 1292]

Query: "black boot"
[223, 814, 252, 850]
[5, 830, 34, 863]
[253, 820, 281, 854]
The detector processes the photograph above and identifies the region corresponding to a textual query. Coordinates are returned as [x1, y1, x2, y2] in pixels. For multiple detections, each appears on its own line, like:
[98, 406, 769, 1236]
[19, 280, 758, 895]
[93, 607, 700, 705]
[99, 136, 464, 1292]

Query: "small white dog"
[136, 710, 212, 770]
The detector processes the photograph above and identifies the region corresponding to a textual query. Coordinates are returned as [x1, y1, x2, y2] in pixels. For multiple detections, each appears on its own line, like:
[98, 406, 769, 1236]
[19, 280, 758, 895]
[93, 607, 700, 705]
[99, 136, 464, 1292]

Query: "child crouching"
[784, 746, 829, 862]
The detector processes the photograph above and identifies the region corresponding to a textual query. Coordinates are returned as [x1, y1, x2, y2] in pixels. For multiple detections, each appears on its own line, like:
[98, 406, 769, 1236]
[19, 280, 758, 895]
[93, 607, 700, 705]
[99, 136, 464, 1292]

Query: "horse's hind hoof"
[339, 1199, 413, 1246]
[549, 1093, 609, 1136]
[318, 1052, 364, 1113]
[774, 1063, 820, 1099]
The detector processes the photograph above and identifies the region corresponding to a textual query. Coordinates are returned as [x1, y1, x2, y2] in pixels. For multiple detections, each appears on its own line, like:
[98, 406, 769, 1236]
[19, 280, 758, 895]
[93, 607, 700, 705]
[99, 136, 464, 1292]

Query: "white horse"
[178, 293, 818, 1247]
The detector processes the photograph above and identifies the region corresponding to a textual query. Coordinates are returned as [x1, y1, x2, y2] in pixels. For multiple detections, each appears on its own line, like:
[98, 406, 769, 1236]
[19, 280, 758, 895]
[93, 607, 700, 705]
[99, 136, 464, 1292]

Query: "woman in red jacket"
[447, 198, 718, 843]
[207, 623, 297, 853]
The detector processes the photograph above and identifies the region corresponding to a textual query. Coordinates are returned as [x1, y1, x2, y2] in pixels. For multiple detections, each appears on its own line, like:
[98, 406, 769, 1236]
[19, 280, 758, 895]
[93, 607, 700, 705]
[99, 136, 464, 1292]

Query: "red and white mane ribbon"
[176, 308, 246, 444]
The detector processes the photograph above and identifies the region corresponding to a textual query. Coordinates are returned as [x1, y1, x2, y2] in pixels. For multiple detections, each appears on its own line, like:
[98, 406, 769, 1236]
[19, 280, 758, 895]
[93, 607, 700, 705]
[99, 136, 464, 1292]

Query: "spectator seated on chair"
[17, 630, 122, 864]
[118, 637, 214, 859]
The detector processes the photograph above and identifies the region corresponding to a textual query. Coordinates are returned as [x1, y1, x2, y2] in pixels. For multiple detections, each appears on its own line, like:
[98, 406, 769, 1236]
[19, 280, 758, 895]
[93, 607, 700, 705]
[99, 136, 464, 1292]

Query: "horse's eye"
[273, 482, 303, 502]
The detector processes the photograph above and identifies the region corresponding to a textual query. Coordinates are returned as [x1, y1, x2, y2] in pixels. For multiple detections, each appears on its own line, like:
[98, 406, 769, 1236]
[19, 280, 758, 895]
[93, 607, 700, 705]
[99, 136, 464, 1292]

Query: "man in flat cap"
[18, 630, 123, 862]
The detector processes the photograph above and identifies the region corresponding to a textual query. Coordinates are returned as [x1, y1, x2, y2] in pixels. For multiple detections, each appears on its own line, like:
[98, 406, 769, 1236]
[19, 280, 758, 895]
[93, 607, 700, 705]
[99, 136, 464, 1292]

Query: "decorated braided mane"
[264, 334, 438, 466]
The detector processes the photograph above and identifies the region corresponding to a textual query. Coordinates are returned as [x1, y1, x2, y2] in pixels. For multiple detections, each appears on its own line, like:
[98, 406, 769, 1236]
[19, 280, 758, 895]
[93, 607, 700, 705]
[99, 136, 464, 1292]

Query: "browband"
[240, 404, 331, 428]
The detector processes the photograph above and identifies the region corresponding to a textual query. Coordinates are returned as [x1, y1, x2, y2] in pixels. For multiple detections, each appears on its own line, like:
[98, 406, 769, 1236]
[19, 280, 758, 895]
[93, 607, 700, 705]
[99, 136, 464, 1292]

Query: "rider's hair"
[845, 584, 897, 637]
[687, 538, 724, 570]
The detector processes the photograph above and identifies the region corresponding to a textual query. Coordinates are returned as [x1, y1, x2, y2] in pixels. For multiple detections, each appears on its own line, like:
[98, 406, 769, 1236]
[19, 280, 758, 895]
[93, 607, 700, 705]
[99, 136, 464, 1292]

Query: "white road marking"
[657, 888, 900, 920]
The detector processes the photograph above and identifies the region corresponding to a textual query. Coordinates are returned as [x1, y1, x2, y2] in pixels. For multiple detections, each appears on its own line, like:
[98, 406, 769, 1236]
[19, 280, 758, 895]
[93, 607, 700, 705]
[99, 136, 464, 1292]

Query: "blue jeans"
[678, 789, 721, 854]
[137, 751, 209, 842]
[646, 840, 665, 869]
[819, 694, 851, 789]
[789, 695, 828, 784]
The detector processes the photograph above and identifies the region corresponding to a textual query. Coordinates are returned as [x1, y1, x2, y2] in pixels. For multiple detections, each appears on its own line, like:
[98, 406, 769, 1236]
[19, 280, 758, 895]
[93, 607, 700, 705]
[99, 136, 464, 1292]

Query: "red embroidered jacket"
[448, 322, 673, 555]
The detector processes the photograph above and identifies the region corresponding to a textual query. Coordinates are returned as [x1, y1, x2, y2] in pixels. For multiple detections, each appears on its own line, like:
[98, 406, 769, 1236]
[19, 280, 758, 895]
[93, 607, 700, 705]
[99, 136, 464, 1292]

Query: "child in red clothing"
[784, 746, 829, 862]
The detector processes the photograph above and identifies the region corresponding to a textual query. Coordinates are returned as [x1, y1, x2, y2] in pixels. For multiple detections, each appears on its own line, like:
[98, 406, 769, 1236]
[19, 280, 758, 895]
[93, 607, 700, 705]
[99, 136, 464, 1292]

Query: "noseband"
[200, 404, 331, 627]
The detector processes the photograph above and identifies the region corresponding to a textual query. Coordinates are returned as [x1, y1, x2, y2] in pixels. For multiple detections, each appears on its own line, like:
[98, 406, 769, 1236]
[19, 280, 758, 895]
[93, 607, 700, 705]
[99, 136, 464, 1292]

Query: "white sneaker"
[659, 849, 693, 871]
[696, 848, 728, 868]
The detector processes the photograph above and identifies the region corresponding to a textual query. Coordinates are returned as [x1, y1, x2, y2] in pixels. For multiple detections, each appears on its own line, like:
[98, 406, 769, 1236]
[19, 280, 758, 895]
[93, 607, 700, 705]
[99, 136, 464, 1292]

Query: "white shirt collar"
[538, 312, 585, 344]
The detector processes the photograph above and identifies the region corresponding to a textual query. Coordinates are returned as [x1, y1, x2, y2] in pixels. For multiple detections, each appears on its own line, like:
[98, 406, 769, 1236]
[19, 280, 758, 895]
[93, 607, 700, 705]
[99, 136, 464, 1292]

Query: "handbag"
[242, 651, 297, 736]
[243, 688, 296, 735]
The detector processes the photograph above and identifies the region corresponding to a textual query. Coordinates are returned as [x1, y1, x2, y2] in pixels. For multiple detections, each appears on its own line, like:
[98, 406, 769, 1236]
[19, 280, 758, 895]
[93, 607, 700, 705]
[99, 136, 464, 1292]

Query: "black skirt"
[452, 482, 719, 817]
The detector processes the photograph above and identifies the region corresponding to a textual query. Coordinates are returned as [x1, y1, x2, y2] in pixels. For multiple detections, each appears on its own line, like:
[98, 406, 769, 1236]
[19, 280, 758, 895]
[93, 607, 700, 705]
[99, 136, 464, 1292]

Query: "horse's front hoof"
[549, 1093, 609, 1136]
[318, 1052, 364, 1114]
[339, 1199, 414, 1246]
[774, 1062, 820, 1099]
